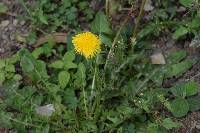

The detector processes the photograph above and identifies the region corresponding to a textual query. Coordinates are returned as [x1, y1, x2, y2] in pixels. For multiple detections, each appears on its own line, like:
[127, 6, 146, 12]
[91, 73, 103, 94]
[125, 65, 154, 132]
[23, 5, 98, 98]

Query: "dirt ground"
[0, 0, 30, 58]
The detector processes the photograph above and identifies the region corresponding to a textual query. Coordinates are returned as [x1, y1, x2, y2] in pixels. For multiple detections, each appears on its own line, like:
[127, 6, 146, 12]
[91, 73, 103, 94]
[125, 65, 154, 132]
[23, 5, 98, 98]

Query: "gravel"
[0, 0, 30, 58]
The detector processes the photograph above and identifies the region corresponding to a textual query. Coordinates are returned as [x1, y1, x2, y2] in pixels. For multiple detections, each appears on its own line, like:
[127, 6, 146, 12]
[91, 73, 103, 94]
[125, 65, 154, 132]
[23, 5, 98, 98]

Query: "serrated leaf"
[170, 98, 189, 118]
[179, 0, 193, 7]
[170, 80, 199, 97]
[161, 118, 181, 129]
[185, 81, 199, 96]
[166, 60, 196, 78]
[0, 112, 12, 128]
[138, 23, 159, 39]
[91, 11, 112, 34]
[187, 97, 200, 111]
[0, 2, 8, 13]
[58, 71, 70, 88]
[170, 83, 187, 98]
[151, 69, 165, 86]
[173, 26, 188, 40]
[167, 50, 187, 64]
[49, 60, 64, 69]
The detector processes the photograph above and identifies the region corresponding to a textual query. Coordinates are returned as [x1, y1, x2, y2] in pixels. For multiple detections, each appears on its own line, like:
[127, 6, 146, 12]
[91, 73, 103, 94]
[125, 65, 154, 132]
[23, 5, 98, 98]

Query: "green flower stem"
[91, 57, 98, 96]
[104, 6, 134, 70]
[105, 0, 109, 17]
[132, 0, 147, 38]
[82, 87, 89, 117]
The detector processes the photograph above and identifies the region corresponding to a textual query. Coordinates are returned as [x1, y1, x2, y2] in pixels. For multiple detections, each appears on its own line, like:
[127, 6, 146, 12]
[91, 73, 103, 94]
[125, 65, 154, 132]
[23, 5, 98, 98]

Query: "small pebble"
[20, 21, 25, 26]
[8, 26, 14, 31]
[2, 34, 7, 40]
[13, 19, 18, 26]
[0, 20, 10, 28]
[0, 48, 5, 53]
[151, 52, 166, 64]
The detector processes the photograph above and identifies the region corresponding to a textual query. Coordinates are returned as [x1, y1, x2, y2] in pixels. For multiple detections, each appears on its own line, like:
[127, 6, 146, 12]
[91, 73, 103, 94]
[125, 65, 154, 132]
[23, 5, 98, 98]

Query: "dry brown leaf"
[34, 33, 67, 48]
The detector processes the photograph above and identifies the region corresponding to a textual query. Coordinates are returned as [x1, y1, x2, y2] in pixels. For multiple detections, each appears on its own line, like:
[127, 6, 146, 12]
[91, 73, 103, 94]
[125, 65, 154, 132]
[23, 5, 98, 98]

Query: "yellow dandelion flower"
[72, 32, 101, 59]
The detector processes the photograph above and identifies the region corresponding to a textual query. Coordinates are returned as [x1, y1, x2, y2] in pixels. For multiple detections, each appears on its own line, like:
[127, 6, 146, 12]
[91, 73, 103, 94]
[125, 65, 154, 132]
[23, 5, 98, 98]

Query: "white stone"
[151, 52, 166, 64]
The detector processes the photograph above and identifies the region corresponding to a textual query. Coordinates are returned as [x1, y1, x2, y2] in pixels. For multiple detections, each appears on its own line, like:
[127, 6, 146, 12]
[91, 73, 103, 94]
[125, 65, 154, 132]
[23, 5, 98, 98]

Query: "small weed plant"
[0, 0, 200, 132]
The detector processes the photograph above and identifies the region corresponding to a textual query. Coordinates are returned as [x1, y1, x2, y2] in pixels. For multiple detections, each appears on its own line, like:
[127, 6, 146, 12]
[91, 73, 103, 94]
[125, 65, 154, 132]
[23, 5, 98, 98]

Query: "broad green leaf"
[91, 11, 112, 34]
[0, 60, 5, 69]
[184, 81, 199, 96]
[58, 71, 70, 88]
[20, 49, 49, 81]
[167, 50, 187, 64]
[147, 123, 158, 133]
[49, 60, 64, 69]
[63, 89, 78, 109]
[0, 2, 8, 13]
[38, 10, 48, 25]
[13, 74, 22, 81]
[19, 86, 35, 97]
[151, 69, 165, 86]
[100, 34, 112, 47]
[188, 16, 200, 28]
[161, 118, 181, 129]
[170, 98, 189, 117]
[26, 31, 37, 45]
[170, 83, 187, 98]
[20, 55, 34, 73]
[64, 62, 77, 69]
[166, 60, 196, 78]
[7, 53, 20, 64]
[170, 80, 199, 97]
[187, 97, 200, 111]
[0, 72, 5, 83]
[32, 47, 43, 59]
[122, 123, 135, 133]
[34, 60, 49, 79]
[5, 64, 15, 72]
[179, 0, 193, 7]
[172, 26, 188, 40]
[63, 51, 75, 62]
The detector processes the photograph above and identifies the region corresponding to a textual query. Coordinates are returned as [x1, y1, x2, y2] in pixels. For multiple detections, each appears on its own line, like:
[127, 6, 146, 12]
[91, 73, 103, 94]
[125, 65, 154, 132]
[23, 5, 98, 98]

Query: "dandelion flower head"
[72, 32, 101, 59]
